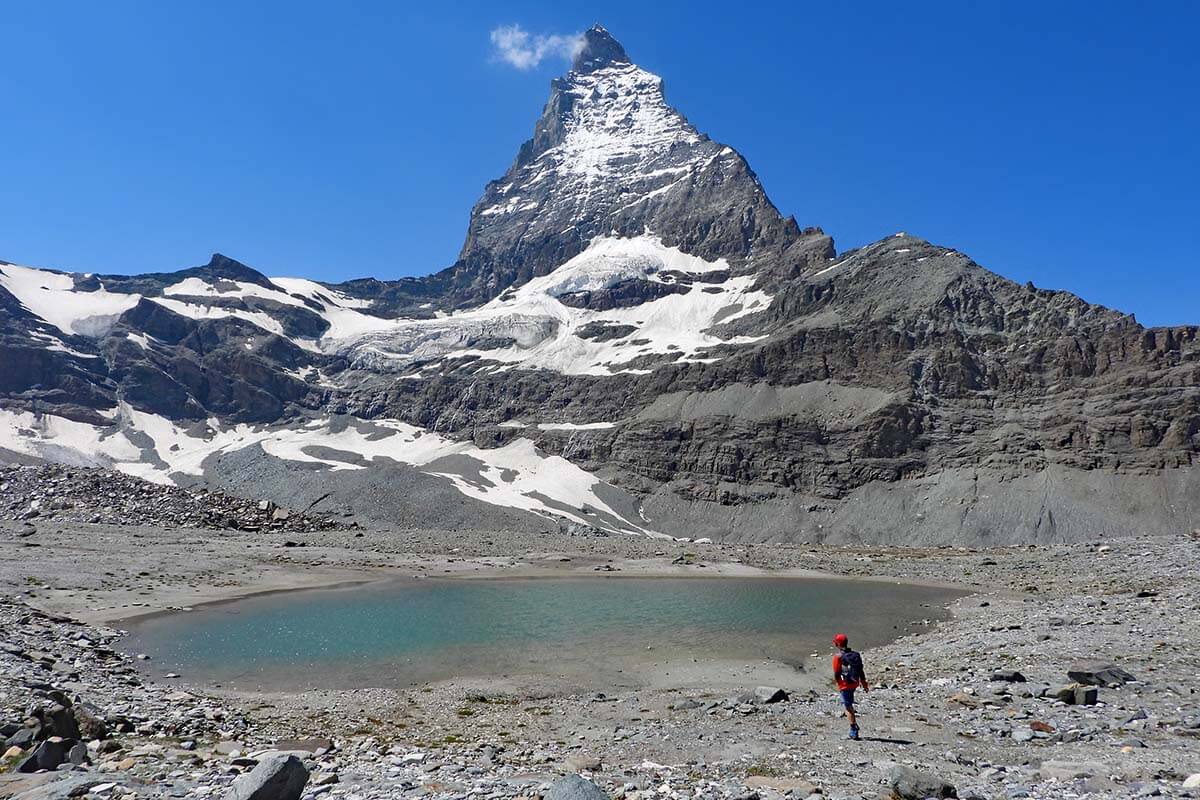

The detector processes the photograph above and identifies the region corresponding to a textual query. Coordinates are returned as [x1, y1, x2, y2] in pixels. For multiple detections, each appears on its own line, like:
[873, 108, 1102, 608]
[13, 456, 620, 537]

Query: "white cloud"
[489, 24, 583, 70]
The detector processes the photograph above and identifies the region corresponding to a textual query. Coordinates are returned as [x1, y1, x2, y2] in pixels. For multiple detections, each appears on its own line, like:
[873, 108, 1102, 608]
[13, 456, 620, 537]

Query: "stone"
[3, 774, 113, 800]
[17, 738, 69, 773]
[564, 755, 602, 772]
[1051, 684, 1079, 704]
[223, 753, 309, 800]
[67, 741, 88, 765]
[546, 774, 609, 800]
[1182, 774, 1200, 789]
[271, 738, 331, 755]
[1073, 685, 1099, 706]
[1030, 720, 1055, 733]
[311, 773, 339, 787]
[1012, 727, 1034, 742]
[885, 765, 957, 799]
[1067, 662, 1134, 686]
[1038, 760, 1107, 781]
[46, 706, 80, 741]
[753, 686, 789, 704]
[7, 727, 37, 749]
[71, 703, 108, 741]
[991, 670, 1026, 682]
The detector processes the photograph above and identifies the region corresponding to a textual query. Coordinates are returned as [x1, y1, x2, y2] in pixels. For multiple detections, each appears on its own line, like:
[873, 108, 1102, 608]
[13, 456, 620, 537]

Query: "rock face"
[0, 25, 1197, 543]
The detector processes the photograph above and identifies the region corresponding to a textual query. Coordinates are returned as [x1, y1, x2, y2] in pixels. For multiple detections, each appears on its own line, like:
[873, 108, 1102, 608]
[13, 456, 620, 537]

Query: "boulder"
[1074, 686, 1099, 706]
[1067, 662, 1134, 686]
[223, 753, 309, 800]
[6, 727, 37, 749]
[1051, 684, 1079, 704]
[66, 741, 88, 765]
[2, 774, 116, 800]
[44, 706, 80, 741]
[71, 702, 108, 740]
[17, 738, 69, 773]
[546, 774, 609, 800]
[991, 670, 1027, 682]
[753, 686, 789, 704]
[885, 765, 957, 799]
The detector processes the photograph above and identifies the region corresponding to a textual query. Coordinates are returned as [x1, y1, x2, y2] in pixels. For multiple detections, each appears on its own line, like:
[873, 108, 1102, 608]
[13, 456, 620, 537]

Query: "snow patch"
[0, 263, 139, 337]
[0, 408, 655, 535]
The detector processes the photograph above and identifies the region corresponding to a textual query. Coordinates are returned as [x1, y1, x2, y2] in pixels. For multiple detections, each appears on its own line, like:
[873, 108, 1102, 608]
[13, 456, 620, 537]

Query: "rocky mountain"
[1, 26, 1197, 543]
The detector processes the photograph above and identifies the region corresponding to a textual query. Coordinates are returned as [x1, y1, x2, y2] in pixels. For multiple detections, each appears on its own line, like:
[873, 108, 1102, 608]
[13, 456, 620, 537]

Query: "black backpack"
[838, 649, 864, 684]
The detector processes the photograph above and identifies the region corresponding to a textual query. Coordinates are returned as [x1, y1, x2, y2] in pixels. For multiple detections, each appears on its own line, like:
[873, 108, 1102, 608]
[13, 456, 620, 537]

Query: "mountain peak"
[571, 24, 630, 73]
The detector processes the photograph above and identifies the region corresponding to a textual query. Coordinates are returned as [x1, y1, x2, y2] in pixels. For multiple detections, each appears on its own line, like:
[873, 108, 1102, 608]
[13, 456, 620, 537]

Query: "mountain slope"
[1, 26, 1197, 542]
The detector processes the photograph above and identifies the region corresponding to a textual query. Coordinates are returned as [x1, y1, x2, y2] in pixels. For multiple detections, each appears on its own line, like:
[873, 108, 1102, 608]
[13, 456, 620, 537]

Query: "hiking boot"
[848, 726, 860, 740]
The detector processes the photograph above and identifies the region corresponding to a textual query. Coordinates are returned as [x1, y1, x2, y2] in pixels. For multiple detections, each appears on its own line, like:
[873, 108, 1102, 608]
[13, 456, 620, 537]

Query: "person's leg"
[840, 689, 859, 738]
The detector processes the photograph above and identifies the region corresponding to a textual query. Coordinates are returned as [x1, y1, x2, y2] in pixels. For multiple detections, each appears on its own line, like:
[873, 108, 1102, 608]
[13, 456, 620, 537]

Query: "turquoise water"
[125, 576, 961, 690]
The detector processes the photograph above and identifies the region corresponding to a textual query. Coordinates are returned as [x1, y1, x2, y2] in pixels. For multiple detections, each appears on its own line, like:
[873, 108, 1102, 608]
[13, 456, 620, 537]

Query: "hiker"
[832, 632, 869, 740]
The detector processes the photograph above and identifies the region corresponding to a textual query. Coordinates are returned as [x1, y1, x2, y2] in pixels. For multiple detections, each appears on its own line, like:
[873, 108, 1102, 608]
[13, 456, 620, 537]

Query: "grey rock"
[753, 686, 789, 704]
[885, 764, 957, 799]
[17, 738, 69, 773]
[222, 753, 309, 800]
[1067, 662, 1134, 686]
[547, 774, 609, 800]
[6, 774, 117, 800]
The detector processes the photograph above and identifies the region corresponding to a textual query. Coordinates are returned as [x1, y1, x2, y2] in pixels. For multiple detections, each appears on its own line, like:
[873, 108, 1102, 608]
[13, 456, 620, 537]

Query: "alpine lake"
[124, 575, 966, 691]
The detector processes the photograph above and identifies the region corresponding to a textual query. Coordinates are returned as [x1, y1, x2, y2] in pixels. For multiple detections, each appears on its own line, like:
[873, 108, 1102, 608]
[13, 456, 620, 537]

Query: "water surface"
[126, 576, 962, 690]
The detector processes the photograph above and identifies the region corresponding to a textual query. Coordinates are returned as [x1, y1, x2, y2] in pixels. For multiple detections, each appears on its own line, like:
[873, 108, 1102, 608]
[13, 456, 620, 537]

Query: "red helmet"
[832, 633, 848, 647]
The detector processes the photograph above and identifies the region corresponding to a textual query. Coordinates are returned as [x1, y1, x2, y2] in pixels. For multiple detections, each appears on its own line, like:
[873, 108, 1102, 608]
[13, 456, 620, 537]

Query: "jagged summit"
[437, 24, 809, 305]
[571, 25, 630, 73]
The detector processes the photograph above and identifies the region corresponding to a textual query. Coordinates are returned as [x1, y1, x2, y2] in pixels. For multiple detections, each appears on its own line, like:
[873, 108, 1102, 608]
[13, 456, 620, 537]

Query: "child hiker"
[832, 633, 869, 740]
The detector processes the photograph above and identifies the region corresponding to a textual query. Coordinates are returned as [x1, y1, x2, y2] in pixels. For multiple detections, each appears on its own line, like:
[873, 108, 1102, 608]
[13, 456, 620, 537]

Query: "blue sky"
[3, 2, 1197, 327]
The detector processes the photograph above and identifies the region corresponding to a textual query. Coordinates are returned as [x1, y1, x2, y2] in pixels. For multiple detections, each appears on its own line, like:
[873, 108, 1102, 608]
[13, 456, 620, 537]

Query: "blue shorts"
[839, 688, 856, 709]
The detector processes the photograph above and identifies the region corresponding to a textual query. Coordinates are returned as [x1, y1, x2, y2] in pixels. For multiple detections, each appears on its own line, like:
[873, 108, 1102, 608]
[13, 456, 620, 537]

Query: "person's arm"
[861, 662, 870, 692]
[832, 653, 841, 685]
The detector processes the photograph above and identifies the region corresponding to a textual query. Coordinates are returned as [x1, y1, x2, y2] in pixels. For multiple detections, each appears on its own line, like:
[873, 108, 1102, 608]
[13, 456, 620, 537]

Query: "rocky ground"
[0, 465, 348, 533]
[1, 512, 1199, 799]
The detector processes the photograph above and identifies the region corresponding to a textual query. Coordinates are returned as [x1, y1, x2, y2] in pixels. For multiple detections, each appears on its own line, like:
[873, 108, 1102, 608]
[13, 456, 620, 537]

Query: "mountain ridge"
[1, 25, 1197, 543]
